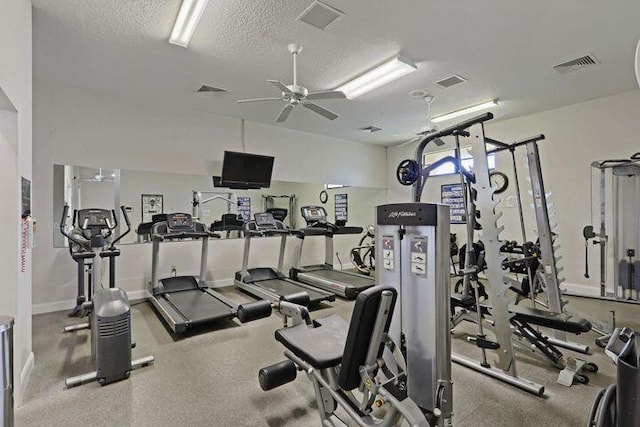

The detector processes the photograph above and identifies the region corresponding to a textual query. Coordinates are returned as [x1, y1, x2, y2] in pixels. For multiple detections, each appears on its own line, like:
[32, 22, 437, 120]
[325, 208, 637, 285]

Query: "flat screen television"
[220, 151, 275, 189]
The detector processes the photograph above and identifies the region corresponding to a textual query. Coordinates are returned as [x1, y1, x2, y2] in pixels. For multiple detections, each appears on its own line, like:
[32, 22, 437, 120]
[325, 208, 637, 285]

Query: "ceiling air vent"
[195, 85, 227, 93]
[435, 74, 467, 88]
[358, 125, 383, 133]
[296, 1, 344, 31]
[553, 54, 600, 75]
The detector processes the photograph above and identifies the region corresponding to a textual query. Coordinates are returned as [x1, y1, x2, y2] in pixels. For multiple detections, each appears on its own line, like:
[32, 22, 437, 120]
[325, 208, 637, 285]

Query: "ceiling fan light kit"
[169, 0, 210, 48]
[336, 56, 417, 99]
[236, 44, 347, 123]
[431, 99, 499, 123]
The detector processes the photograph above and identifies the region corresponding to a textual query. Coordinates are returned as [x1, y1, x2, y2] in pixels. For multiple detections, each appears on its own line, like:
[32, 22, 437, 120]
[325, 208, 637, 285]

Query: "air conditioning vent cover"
[553, 54, 600, 75]
[358, 125, 383, 133]
[196, 85, 227, 93]
[435, 74, 467, 88]
[296, 1, 344, 31]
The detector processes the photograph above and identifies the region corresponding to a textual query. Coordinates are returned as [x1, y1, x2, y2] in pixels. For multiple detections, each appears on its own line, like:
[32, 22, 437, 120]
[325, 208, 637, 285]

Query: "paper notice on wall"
[237, 196, 251, 221]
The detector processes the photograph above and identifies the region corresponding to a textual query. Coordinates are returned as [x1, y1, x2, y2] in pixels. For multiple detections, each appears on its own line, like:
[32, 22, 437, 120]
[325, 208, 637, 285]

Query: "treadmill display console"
[254, 213, 276, 228]
[166, 213, 194, 230]
[302, 206, 327, 224]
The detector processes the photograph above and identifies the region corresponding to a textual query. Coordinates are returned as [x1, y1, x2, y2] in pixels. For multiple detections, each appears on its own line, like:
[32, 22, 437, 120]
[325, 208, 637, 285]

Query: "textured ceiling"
[32, 0, 640, 145]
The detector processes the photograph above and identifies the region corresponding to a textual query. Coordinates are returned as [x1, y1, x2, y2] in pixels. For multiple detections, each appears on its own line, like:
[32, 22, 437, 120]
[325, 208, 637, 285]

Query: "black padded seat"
[275, 314, 349, 369]
[451, 293, 475, 308]
[509, 304, 592, 334]
[338, 286, 397, 391]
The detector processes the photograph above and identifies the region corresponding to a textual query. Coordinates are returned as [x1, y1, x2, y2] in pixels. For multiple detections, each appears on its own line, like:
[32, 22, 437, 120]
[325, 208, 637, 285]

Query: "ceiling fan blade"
[306, 90, 346, 100]
[267, 80, 293, 94]
[276, 104, 294, 123]
[302, 102, 338, 120]
[237, 97, 282, 103]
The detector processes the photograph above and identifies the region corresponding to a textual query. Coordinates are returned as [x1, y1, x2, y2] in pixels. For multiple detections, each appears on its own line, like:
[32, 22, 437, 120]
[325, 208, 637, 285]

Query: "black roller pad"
[258, 360, 297, 391]
[237, 300, 272, 323]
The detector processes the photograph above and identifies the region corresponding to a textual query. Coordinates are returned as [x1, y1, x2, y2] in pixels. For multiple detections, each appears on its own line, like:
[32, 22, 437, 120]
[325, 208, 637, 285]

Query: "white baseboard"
[16, 351, 34, 407]
[561, 282, 601, 297]
[33, 278, 235, 314]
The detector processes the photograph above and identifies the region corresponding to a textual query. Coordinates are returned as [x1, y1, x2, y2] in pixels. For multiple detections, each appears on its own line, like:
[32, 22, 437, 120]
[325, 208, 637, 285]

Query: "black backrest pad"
[338, 285, 397, 391]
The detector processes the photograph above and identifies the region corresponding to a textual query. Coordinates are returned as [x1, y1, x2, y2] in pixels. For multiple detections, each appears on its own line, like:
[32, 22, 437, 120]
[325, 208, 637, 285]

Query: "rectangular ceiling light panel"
[169, 0, 210, 48]
[337, 56, 417, 99]
[431, 100, 499, 123]
[296, 1, 344, 31]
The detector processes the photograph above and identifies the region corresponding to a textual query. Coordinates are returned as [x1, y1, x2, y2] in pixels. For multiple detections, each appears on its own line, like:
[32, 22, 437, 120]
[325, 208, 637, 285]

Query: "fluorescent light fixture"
[169, 0, 210, 48]
[431, 99, 499, 123]
[336, 56, 417, 99]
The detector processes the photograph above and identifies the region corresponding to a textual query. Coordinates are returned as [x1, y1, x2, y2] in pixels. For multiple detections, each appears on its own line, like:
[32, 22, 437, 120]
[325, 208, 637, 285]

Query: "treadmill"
[289, 206, 375, 299]
[235, 212, 335, 305]
[148, 213, 271, 334]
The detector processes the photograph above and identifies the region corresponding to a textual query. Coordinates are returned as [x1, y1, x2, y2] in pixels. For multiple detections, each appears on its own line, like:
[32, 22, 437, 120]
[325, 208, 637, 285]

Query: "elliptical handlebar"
[110, 206, 131, 248]
[60, 205, 87, 249]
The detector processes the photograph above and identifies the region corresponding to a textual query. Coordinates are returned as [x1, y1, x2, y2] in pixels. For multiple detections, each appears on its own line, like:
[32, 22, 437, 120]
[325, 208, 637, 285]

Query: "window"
[423, 146, 496, 177]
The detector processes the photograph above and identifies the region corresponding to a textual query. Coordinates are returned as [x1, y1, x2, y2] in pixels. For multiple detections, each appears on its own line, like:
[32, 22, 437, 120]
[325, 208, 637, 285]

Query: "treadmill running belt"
[164, 290, 234, 327]
[308, 269, 374, 289]
[256, 279, 328, 304]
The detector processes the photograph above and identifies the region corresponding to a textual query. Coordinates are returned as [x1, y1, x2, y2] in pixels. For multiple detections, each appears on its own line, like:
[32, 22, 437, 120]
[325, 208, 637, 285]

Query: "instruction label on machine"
[382, 236, 395, 270]
[410, 237, 427, 275]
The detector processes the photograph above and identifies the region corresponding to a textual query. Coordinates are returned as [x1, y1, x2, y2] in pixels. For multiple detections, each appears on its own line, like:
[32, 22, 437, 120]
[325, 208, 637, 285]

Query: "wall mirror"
[53, 164, 387, 247]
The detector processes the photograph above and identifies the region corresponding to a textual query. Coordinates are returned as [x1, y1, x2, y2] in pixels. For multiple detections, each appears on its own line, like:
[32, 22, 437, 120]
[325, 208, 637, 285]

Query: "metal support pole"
[510, 149, 527, 243]
[599, 167, 608, 297]
[0, 317, 14, 427]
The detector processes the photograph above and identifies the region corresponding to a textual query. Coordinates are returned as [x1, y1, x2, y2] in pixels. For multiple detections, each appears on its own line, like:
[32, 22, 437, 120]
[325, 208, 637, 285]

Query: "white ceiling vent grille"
[195, 85, 227, 93]
[553, 54, 600, 75]
[358, 125, 383, 133]
[296, 1, 344, 31]
[435, 74, 467, 88]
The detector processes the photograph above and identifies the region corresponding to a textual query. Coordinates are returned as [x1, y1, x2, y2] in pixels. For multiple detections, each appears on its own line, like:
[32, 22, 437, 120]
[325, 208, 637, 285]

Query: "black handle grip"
[584, 244, 590, 279]
[121, 205, 131, 227]
[59, 205, 85, 247]
[110, 205, 132, 248]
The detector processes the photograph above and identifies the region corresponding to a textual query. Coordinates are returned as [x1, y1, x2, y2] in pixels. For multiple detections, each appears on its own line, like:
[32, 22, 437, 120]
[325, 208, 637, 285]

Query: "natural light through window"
[423, 147, 496, 176]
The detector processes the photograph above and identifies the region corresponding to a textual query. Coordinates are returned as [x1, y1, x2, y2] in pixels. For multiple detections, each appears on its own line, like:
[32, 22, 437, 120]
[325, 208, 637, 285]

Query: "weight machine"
[397, 113, 596, 394]
[261, 194, 296, 229]
[583, 153, 640, 303]
[192, 190, 236, 221]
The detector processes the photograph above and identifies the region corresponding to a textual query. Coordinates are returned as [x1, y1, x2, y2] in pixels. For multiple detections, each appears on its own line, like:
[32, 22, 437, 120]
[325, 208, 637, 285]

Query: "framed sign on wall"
[237, 196, 251, 221]
[141, 194, 163, 222]
[441, 183, 466, 224]
[335, 193, 348, 223]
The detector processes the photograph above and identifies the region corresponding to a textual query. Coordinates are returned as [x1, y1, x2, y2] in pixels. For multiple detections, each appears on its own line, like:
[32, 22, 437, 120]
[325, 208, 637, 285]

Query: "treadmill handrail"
[153, 231, 219, 241]
[246, 229, 290, 237]
[298, 226, 363, 237]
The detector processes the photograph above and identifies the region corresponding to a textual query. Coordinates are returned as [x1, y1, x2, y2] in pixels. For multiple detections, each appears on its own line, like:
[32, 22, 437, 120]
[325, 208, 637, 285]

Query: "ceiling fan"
[77, 168, 115, 183]
[237, 44, 346, 123]
[393, 95, 445, 148]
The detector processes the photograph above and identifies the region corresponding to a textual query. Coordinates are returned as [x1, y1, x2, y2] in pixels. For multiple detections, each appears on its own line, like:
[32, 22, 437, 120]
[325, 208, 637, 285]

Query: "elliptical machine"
[349, 224, 375, 276]
[587, 327, 640, 426]
[60, 205, 154, 388]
